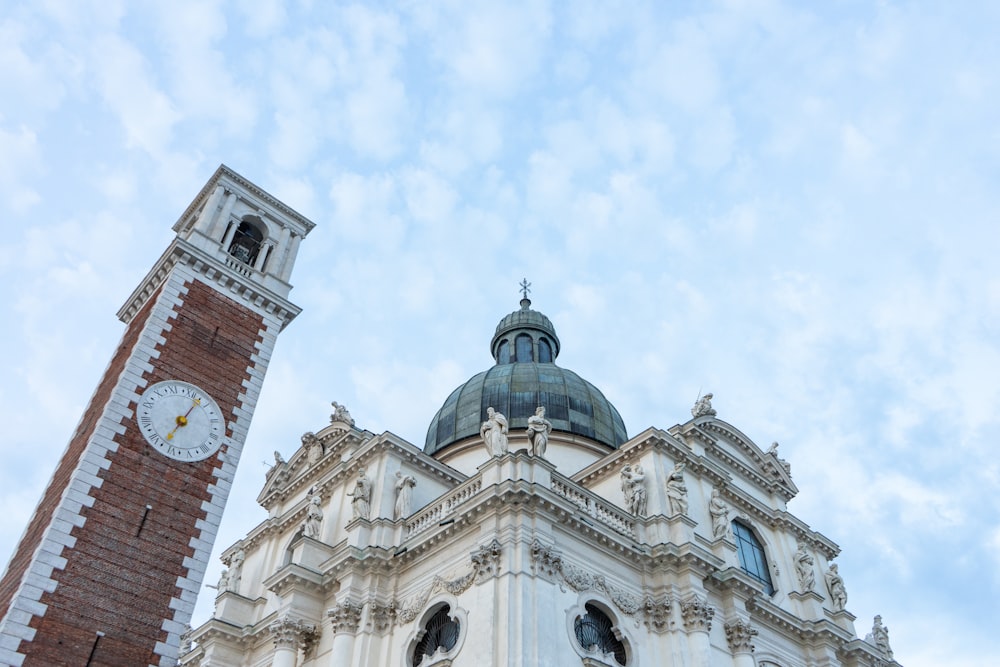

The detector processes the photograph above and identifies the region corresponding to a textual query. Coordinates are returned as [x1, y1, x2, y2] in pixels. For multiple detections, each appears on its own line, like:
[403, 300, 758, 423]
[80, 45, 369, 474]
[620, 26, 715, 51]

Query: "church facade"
[180, 297, 900, 667]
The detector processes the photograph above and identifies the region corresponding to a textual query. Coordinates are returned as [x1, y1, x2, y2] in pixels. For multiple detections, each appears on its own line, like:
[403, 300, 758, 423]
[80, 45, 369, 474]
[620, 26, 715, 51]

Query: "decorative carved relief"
[530, 539, 563, 577]
[269, 616, 317, 651]
[328, 600, 363, 635]
[394, 542, 497, 625]
[680, 597, 715, 633]
[369, 602, 398, 633]
[471, 539, 502, 583]
[302, 431, 323, 466]
[641, 596, 672, 633]
[529, 539, 643, 618]
[724, 620, 758, 654]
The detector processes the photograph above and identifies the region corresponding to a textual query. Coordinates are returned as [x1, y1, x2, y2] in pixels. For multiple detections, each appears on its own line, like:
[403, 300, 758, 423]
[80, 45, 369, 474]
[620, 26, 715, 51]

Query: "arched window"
[732, 520, 775, 595]
[574, 603, 627, 666]
[497, 340, 511, 364]
[515, 334, 533, 362]
[538, 338, 553, 363]
[228, 220, 264, 265]
[413, 605, 460, 666]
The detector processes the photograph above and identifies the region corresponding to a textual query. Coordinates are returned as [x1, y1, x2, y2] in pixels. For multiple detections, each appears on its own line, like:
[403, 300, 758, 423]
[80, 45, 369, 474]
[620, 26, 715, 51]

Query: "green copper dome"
[425, 298, 627, 455]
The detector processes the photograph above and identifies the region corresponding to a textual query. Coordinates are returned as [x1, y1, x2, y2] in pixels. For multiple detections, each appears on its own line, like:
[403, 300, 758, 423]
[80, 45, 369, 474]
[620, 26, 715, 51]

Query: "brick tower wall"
[0, 272, 275, 667]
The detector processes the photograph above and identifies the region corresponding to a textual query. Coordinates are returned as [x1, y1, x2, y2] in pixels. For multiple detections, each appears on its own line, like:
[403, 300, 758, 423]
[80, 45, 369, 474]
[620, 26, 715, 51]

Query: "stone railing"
[225, 255, 254, 278]
[551, 476, 637, 540]
[405, 478, 482, 538]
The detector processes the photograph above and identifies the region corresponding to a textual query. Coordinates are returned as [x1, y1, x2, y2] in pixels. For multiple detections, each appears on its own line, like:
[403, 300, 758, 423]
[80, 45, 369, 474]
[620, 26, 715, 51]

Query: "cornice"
[176, 164, 315, 235]
[259, 431, 466, 509]
[117, 237, 301, 327]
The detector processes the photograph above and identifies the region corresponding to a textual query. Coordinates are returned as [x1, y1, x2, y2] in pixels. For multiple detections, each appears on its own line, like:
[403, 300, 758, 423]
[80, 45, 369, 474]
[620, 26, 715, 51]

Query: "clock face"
[136, 380, 225, 462]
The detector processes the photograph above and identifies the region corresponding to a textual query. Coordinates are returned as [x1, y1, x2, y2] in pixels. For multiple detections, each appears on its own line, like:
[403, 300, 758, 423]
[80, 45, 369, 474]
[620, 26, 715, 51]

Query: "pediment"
[686, 418, 798, 499]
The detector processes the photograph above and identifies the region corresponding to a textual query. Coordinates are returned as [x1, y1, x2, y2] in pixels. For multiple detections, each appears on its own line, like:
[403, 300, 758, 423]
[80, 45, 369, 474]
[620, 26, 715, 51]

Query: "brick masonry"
[0, 267, 282, 667]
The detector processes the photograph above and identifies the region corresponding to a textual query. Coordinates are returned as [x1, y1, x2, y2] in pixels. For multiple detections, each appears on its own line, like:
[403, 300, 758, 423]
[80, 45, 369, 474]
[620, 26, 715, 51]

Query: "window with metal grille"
[413, 605, 460, 665]
[574, 603, 626, 665]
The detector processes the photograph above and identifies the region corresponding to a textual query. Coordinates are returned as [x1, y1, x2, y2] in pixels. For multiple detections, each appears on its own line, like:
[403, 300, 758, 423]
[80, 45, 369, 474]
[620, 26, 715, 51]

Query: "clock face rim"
[136, 380, 226, 462]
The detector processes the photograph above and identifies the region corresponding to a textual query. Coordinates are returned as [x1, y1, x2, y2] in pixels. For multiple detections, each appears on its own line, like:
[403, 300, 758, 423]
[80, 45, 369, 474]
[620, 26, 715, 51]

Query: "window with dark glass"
[515, 334, 533, 362]
[413, 605, 460, 666]
[498, 340, 511, 364]
[538, 338, 552, 363]
[228, 220, 264, 265]
[732, 520, 775, 595]
[574, 603, 626, 665]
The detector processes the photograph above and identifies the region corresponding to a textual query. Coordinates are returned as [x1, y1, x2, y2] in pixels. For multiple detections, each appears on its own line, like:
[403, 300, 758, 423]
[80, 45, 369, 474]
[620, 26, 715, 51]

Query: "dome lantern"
[426, 292, 626, 456]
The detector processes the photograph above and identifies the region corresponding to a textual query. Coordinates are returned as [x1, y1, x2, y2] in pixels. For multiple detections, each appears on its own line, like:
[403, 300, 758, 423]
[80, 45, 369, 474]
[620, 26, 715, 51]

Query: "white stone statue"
[273, 450, 285, 466]
[480, 406, 509, 457]
[303, 431, 323, 465]
[227, 549, 244, 594]
[870, 615, 893, 660]
[825, 563, 848, 611]
[794, 542, 815, 592]
[331, 401, 355, 425]
[691, 392, 716, 418]
[526, 406, 553, 457]
[709, 488, 731, 539]
[303, 491, 323, 539]
[666, 462, 689, 515]
[620, 464, 647, 516]
[767, 441, 792, 476]
[348, 468, 373, 520]
[394, 471, 416, 520]
[216, 568, 229, 593]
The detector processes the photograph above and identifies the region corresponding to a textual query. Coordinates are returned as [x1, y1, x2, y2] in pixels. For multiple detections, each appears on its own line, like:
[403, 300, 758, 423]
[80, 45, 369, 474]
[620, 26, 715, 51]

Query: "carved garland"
[530, 539, 659, 625]
[363, 540, 503, 630]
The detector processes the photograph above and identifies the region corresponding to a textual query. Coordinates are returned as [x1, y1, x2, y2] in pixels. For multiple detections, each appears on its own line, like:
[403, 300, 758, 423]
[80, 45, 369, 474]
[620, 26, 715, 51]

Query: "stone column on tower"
[0, 165, 314, 667]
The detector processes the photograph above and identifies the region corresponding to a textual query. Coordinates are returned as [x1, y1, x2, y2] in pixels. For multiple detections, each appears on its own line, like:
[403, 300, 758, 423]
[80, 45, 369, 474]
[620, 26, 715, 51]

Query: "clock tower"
[0, 165, 314, 667]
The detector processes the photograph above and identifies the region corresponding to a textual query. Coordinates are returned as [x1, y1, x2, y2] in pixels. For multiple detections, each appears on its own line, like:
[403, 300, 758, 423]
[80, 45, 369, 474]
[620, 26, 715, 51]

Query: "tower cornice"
[117, 236, 302, 329]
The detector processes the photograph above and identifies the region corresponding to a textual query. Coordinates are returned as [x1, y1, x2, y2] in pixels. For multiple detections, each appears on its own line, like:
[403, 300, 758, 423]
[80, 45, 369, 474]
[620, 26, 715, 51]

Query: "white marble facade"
[180, 396, 899, 667]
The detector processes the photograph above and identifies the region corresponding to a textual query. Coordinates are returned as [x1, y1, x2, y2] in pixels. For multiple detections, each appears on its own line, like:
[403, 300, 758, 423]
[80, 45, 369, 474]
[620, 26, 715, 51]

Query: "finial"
[519, 278, 532, 300]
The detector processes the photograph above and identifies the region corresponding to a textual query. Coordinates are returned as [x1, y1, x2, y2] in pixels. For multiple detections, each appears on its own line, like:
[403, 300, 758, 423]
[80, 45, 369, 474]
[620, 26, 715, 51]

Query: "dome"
[425, 297, 627, 455]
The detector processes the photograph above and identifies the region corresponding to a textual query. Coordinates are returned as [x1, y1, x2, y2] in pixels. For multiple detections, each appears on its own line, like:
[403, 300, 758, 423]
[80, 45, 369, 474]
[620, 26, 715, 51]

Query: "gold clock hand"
[166, 398, 202, 440]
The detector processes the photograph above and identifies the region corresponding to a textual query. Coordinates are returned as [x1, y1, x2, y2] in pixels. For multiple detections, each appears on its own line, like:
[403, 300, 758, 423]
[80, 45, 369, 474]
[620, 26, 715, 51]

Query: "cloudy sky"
[1, 1, 998, 664]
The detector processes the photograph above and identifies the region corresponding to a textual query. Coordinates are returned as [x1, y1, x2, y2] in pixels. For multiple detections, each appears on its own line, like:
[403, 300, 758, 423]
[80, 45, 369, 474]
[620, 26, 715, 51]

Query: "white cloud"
[0, 123, 42, 212]
[411, 0, 552, 99]
[90, 33, 179, 156]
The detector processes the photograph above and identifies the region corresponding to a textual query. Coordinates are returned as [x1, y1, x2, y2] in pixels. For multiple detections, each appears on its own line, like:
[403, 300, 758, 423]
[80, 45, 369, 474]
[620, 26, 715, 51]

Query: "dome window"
[515, 334, 533, 362]
[538, 338, 553, 363]
[228, 220, 264, 265]
[497, 340, 511, 364]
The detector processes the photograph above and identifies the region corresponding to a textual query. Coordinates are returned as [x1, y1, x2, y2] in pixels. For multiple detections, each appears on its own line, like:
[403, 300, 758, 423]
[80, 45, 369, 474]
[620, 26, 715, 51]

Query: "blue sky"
[1, 2, 998, 664]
